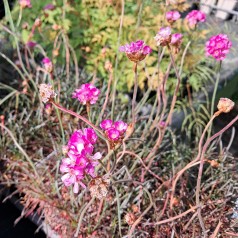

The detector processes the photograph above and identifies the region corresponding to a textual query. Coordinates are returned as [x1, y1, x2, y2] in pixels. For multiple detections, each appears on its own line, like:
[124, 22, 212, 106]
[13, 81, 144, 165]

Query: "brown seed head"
[89, 177, 110, 200]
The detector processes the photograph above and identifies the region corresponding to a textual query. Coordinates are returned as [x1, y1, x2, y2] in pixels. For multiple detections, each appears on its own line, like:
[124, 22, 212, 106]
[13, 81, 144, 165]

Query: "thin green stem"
[16, 7, 23, 28]
[111, 0, 125, 120]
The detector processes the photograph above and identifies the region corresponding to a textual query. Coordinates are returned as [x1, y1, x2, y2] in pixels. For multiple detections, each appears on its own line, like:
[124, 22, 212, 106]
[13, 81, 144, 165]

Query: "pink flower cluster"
[154, 27, 183, 48]
[42, 57, 53, 73]
[166, 11, 181, 23]
[185, 10, 206, 27]
[120, 40, 152, 62]
[205, 34, 232, 61]
[72, 83, 100, 105]
[60, 128, 102, 193]
[100, 119, 128, 142]
[19, 0, 31, 8]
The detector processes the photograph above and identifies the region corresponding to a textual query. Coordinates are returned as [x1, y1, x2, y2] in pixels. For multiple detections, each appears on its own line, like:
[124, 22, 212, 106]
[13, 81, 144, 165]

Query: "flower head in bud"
[154, 27, 172, 46]
[205, 34, 232, 61]
[42, 57, 53, 73]
[39, 84, 56, 103]
[43, 4, 55, 11]
[45, 103, 52, 115]
[171, 33, 183, 53]
[120, 40, 152, 63]
[19, 0, 31, 8]
[26, 41, 37, 49]
[104, 61, 113, 72]
[89, 177, 110, 199]
[166, 11, 181, 24]
[34, 18, 42, 27]
[217, 98, 235, 113]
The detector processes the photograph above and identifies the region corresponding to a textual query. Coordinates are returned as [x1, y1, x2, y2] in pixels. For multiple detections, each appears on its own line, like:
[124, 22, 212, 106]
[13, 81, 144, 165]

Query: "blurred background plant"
[4, 0, 213, 94]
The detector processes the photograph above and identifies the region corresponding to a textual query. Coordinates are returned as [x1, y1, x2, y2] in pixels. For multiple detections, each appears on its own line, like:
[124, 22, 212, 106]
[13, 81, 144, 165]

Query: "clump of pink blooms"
[185, 10, 206, 27]
[205, 34, 232, 61]
[119, 40, 152, 63]
[72, 83, 100, 105]
[100, 119, 128, 144]
[42, 57, 53, 73]
[60, 128, 102, 193]
[19, 0, 31, 8]
[166, 11, 181, 24]
[154, 27, 183, 51]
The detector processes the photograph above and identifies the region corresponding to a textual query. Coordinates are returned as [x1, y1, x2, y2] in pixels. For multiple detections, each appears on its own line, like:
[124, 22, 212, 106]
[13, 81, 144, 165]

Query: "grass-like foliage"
[0, 0, 238, 237]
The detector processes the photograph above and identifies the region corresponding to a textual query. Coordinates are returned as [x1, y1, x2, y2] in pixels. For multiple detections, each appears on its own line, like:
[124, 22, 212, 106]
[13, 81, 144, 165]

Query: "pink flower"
[186, 10, 206, 27]
[43, 4, 55, 10]
[100, 119, 113, 130]
[60, 128, 102, 193]
[106, 128, 120, 141]
[26, 41, 37, 48]
[120, 40, 152, 62]
[42, 57, 53, 73]
[171, 33, 183, 47]
[166, 11, 181, 23]
[72, 83, 100, 105]
[100, 119, 128, 143]
[114, 120, 128, 135]
[154, 27, 172, 46]
[205, 34, 232, 61]
[19, 0, 31, 8]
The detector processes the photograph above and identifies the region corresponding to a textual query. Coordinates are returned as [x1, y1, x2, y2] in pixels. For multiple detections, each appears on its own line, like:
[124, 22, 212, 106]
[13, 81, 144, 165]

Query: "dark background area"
[0, 198, 46, 238]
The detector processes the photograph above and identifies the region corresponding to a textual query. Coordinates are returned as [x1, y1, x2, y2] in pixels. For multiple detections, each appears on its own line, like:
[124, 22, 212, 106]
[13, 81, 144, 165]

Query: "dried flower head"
[42, 57, 53, 73]
[217, 98, 235, 113]
[120, 40, 152, 63]
[185, 10, 206, 27]
[39, 84, 56, 103]
[19, 0, 31, 8]
[89, 177, 110, 199]
[72, 83, 100, 105]
[124, 212, 136, 226]
[205, 34, 232, 61]
[166, 11, 181, 24]
[154, 27, 172, 46]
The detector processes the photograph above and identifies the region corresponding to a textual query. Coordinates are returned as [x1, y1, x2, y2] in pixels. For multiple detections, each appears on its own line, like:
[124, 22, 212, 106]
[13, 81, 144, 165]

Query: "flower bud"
[34, 18, 42, 27]
[42, 57, 53, 73]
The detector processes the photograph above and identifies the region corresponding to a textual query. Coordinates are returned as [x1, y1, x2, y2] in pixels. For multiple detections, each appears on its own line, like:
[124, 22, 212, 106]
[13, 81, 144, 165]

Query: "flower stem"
[131, 63, 138, 132]
[209, 61, 222, 135]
